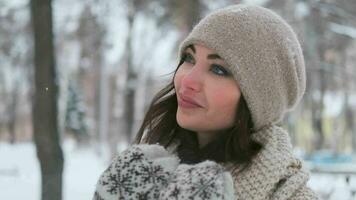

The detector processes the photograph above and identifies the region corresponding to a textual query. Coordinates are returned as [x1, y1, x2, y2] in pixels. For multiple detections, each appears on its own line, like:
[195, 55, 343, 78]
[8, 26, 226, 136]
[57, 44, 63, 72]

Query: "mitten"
[93, 144, 179, 200]
[160, 160, 235, 200]
[93, 144, 235, 200]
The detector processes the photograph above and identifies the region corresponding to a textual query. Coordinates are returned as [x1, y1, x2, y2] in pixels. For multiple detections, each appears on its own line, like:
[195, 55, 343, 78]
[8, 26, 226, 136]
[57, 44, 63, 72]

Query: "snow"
[242, 0, 269, 6]
[0, 142, 40, 200]
[0, 0, 28, 13]
[1, 141, 356, 199]
[311, 91, 356, 117]
[150, 30, 178, 77]
[295, 1, 310, 19]
[62, 140, 107, 200]
[53, 0, 83, 34]
[101, 1, 128, 69]
[323, 91, 345, 117]
[329, 22, 356, 39]
[0, 140, 107, 200]
[309, 173, 356, 199]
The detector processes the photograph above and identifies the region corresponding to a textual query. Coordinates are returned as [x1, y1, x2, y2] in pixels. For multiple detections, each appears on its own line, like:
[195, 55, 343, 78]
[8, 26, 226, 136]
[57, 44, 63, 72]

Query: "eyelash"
[181, 52, 230, 77]
[182, 53, 195, 64]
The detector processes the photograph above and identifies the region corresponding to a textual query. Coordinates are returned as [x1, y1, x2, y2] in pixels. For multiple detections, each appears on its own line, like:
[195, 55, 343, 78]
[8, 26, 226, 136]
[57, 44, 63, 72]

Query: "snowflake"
[137, 191, 150, 200]
[137, 163, 170, 185]
[187, 178, 219, 199]
[100, 171, 133, 196]
[170, 186, 181, 198]
[129, 151, 144, 163]
[187, 166, 223, 199]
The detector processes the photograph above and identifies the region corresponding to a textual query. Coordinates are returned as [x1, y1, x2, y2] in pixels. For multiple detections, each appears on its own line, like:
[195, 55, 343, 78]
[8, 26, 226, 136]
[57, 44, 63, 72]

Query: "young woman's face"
[174, 44, 241, 134]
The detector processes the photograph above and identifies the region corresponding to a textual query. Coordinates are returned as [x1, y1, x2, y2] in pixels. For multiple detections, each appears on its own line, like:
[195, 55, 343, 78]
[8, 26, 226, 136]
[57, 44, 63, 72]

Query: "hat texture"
[178, 5, 306, 131]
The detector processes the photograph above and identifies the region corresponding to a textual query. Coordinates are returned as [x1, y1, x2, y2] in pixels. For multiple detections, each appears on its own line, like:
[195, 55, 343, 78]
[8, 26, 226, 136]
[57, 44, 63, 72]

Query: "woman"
[94, 5, 319, 200]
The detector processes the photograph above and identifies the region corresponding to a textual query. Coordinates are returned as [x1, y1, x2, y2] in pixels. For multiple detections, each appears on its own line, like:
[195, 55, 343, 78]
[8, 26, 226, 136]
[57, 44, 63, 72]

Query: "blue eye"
[211, 64, 230, 76]
[182, 53, 195, 64]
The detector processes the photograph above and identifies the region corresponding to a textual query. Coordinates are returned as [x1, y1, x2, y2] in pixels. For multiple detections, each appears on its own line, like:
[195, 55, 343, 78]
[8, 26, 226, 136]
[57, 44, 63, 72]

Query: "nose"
[180, 64, 203, 92]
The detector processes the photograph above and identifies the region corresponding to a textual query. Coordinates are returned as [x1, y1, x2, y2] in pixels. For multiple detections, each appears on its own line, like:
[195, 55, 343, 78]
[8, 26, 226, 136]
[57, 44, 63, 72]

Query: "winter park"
[1, 0, 356, 199]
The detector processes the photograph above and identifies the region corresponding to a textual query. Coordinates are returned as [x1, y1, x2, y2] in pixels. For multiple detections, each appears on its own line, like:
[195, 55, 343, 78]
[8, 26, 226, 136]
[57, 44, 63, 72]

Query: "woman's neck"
[197, 131, 219, 148]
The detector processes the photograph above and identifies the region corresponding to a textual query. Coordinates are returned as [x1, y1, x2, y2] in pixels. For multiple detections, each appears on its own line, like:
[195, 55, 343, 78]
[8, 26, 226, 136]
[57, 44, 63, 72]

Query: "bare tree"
[303, 1, 335, 150]
[172, 0, 202, 38]
[344, 44, 356, 152]
[0, 6, 32, 143]
[30, 0, 63, 200]
[7, 82, 19, 144]
[76, 3, 106, 154]
[305, 0, 356, 151]
[122, 0, 136, 143]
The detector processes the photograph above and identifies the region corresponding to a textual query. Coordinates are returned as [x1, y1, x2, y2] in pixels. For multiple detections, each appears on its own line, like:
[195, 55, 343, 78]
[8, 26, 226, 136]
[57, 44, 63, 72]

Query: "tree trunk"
[344, 94, 356, 151]
[8, 83, 19, 144]
[309, 61, 326, 151]
[174, 0, 201, 39]
[123, 3, 136, 143]
[98, 52, 109, 155]
[30, 1, 64, 200]
[311, 100, 324, 150]
[349, 108, 356, 152]
[341, 53, 356, 152]
[315, 66, 326, 150]
[108, 73, 121, 159]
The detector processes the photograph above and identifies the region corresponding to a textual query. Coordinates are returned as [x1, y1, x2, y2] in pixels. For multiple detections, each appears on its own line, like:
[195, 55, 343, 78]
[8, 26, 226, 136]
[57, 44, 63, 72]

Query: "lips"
[178, 94, 202, 109]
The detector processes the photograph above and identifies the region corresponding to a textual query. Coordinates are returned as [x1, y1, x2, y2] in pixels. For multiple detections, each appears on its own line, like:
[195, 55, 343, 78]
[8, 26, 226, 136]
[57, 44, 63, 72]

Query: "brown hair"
[134, 55, 263, 165]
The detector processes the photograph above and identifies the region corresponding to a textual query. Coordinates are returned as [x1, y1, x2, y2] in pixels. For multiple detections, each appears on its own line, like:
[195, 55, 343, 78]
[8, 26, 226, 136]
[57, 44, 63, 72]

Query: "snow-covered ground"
[1, 141, 356, 200]
[0, 140, 107, 200]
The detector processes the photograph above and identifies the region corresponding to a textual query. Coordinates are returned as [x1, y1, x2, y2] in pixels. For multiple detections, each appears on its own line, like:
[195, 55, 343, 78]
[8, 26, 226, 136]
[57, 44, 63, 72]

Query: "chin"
[177, 116, 200, 131]
[177, 119, 233, 134]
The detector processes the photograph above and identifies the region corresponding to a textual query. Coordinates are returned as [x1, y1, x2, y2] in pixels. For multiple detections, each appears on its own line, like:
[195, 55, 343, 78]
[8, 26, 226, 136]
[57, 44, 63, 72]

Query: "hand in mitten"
[93, 144, 179, 200]
[93, 144, 235, 200]
[160, 161, 235, 200]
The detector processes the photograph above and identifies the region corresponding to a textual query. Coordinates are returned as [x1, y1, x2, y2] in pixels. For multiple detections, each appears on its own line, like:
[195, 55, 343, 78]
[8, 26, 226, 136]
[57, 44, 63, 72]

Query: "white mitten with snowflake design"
[159, 161, 235, 200]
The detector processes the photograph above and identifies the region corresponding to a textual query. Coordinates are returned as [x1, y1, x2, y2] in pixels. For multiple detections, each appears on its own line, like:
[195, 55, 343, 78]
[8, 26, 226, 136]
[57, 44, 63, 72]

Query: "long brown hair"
[134, 56, 262, 165]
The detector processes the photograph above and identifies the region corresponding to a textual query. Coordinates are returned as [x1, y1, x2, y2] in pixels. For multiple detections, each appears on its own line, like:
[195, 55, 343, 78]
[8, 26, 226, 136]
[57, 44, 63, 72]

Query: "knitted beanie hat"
[178, 5, 306, 131]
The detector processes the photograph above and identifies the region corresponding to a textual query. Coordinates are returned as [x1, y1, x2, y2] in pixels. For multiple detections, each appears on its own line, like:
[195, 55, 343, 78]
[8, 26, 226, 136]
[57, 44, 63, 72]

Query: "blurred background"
[0, 0, 356, 199]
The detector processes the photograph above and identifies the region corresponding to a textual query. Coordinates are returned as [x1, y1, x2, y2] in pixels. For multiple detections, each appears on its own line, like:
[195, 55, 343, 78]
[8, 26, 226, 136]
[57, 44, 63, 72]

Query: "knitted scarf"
[220, 125, 319, 200]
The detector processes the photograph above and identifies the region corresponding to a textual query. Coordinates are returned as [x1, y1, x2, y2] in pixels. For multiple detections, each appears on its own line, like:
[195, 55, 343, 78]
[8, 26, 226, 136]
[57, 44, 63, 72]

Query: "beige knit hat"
[178, 5, 306, 132]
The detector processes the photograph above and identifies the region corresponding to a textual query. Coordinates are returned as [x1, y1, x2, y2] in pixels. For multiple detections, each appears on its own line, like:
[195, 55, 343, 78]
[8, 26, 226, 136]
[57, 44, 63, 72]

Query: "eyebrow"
[207, 54, 222, 60]
[186, 45, 223, 60]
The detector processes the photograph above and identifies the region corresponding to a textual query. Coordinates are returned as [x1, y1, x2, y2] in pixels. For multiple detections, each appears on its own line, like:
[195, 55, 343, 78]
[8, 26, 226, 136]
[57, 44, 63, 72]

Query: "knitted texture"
[222, 126, 319, 200]
[93, 144, 235, 200]
[178, 5, 306, 131]
[167, 126, 320, 200]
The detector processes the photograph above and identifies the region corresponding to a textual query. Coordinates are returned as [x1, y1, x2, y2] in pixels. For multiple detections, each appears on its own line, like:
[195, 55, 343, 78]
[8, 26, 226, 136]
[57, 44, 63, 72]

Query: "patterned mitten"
[160, 160, 235, 200]
[93, 144, 235, 200]
[93, 144, 179, 200]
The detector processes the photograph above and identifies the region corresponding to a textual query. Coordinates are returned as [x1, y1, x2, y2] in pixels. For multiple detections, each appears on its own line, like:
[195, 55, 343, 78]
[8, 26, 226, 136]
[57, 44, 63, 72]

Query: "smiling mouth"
[178, 96, 202, 109]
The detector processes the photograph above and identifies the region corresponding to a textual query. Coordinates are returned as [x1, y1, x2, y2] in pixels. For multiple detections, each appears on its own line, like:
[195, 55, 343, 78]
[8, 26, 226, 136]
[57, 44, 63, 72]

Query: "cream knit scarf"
[220, 125, 319, 200]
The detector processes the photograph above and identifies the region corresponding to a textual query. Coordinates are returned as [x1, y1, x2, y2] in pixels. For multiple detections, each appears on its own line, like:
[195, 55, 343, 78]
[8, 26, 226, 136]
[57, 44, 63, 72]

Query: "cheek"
[212, 91, 238, 110]
[207, 84, 240, 120]
[209, 82, 239, 106]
